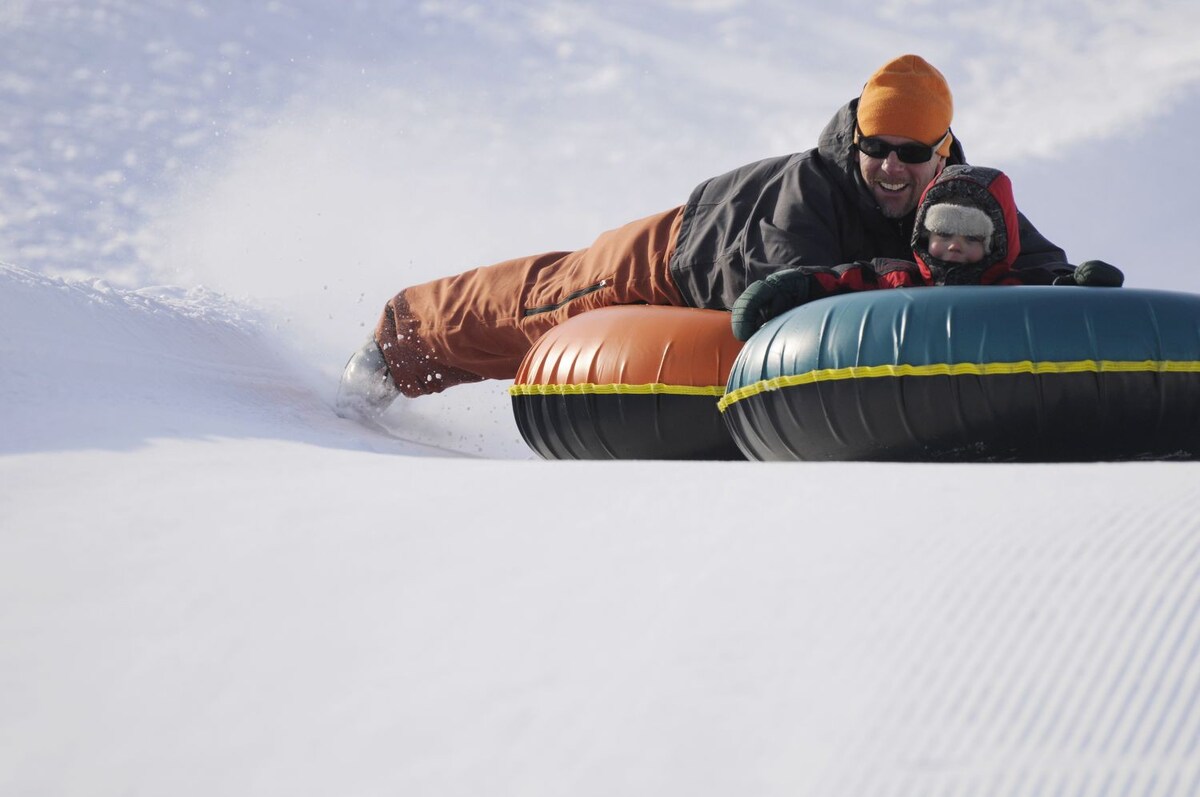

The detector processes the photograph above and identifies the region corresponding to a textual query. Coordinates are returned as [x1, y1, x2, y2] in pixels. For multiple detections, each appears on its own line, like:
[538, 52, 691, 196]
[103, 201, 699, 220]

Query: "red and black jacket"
[910, 165, 1067, 286]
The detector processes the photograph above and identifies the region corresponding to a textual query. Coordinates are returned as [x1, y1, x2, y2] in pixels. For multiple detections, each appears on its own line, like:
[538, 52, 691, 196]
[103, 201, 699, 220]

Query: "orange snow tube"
[510, 306, 745, 459]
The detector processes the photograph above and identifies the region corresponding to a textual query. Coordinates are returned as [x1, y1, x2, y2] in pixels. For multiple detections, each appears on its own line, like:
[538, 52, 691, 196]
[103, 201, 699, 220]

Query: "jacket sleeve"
[1013, 212, 1071, 277]
[751, 162, 847, 271]
[796, 258, 921, 300]
[670, 154, 817, 309]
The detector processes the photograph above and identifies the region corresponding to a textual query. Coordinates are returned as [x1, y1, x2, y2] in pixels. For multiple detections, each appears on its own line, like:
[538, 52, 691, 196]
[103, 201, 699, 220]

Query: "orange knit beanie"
[857, 54, 954, 157]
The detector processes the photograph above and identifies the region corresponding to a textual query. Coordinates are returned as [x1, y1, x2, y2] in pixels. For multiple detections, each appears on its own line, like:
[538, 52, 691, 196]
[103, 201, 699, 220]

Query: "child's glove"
[731, 268, 812, 341]
[1054, 260, 1124, 287]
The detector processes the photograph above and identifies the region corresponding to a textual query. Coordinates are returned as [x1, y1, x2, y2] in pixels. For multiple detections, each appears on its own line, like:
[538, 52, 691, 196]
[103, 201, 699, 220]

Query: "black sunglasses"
[855, 130, 950, 164]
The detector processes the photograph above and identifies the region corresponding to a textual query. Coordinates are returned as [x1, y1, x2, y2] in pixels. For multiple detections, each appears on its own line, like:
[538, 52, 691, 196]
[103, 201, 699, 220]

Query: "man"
[336, 54, 1071, 417]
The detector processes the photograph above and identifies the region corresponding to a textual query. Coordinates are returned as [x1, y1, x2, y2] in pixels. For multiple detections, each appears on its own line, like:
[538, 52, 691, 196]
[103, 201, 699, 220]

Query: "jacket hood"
[817, 97, 967, 218]
[911, 164, 1021, 285]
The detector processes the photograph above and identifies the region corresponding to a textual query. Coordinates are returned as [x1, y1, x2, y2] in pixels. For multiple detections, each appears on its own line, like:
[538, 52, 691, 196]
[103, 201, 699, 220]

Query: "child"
[911, 163, 1059, 285]
[730, 164, 1123, 341]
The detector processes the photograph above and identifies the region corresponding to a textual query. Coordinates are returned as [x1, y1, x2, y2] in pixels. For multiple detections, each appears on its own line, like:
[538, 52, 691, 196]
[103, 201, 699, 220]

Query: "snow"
[5, 3, 1200, 796]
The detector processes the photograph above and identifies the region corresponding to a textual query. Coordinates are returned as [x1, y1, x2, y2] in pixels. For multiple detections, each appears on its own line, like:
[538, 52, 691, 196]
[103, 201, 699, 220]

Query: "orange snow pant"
[375, 206, 687, 397]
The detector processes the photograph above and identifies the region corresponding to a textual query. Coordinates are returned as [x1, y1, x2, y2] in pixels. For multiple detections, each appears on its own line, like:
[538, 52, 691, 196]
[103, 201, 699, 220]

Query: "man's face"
[857, 136, 945, 219]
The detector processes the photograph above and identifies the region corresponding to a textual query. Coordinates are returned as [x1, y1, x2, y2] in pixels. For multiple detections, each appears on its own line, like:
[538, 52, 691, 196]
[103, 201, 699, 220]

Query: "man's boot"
[335, 338, 400, 419]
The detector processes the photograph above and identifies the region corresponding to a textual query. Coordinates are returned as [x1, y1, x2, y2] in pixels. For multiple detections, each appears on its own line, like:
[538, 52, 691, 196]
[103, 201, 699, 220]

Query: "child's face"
[927, 231, 986, 264]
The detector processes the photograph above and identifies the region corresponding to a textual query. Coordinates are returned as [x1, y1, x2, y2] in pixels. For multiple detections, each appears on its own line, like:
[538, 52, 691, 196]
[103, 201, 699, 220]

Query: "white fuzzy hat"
[924, 202, 994, 252]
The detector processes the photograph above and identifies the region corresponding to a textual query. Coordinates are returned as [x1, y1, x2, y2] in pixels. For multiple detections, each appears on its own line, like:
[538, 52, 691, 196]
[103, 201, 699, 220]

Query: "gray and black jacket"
[668, 98, 1068, 309]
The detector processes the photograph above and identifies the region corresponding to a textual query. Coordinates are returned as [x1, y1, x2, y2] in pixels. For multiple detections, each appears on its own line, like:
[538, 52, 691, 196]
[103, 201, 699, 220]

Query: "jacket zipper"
[523, 279, 609, 316]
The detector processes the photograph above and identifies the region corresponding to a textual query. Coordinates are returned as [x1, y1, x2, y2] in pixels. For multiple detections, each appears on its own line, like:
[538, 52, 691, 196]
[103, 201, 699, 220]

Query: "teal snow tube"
[719, 286, 1200, 461]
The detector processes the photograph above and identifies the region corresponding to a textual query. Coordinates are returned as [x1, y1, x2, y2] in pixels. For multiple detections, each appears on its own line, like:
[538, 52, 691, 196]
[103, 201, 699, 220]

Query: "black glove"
[730, 268, 811, 341]
[1053, 260, 1124, 287]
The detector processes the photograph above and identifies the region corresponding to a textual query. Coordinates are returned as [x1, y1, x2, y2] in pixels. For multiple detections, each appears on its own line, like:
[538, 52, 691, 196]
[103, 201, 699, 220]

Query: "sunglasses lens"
[896, 144, 933, 163]
[857, 137, 888, 158]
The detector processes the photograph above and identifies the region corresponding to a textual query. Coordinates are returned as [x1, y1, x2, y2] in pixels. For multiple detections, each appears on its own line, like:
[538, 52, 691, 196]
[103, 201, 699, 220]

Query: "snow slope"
[6, 266, 1200, 796]
[6, 3, 1200, 795]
